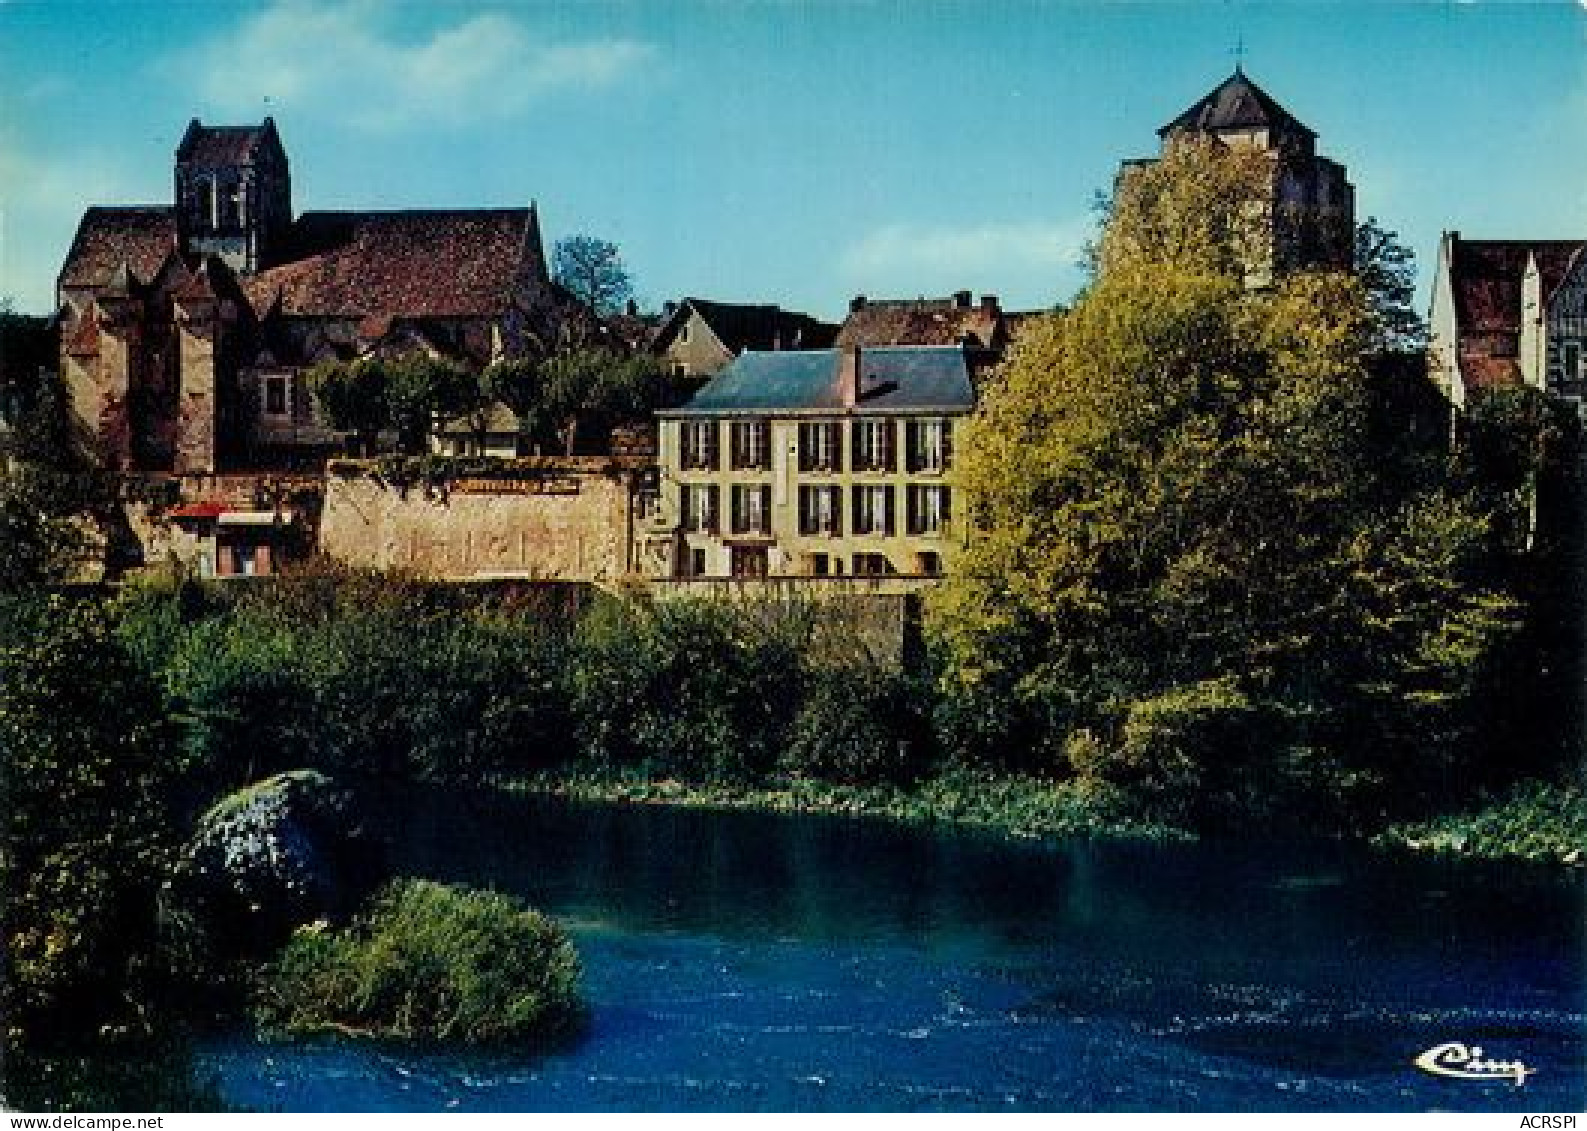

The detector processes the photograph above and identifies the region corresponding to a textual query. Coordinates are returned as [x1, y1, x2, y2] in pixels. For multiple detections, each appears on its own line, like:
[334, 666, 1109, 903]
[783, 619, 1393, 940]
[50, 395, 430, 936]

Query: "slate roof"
[58, 207, 177, 289]
[836, 296, 1003, 350]
[654, 298, 837, 354]
[1449, 238, 1586, 336]
[668, 346, 975, 416]
[1159, 69, 1315, 140]
[244, 209, 541, 318]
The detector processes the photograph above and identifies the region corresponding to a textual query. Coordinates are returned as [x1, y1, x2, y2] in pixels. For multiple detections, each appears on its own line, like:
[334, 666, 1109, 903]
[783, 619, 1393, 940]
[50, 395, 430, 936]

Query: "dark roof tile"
[656, 298, 837, 354]
[243, 209, 539, 318]
[836, 296, 1003, 350]
[1160, 69, 1315, 140]
[59, 207, 177, 289]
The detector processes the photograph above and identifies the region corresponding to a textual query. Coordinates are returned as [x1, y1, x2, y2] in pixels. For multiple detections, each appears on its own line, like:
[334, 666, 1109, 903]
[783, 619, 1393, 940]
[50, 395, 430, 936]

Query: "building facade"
[646, 346, 973, 581]
[1428, 232, 1587, 414]
[649, 298, 837, 381]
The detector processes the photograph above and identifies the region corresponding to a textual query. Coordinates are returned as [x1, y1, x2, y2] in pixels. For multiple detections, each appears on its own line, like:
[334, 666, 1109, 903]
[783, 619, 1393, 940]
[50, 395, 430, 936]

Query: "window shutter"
[942, 421, 954, 470]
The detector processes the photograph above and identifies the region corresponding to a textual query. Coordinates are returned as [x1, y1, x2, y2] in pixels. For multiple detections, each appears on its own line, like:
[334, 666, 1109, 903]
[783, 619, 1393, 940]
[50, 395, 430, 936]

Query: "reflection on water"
[201, 789, 1585, 1112]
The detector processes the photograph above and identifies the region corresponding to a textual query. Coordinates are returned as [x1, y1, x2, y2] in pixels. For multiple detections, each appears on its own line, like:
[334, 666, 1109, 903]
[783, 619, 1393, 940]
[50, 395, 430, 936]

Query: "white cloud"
[840, 217, 1092, 306]
[162, 1, 654, 132]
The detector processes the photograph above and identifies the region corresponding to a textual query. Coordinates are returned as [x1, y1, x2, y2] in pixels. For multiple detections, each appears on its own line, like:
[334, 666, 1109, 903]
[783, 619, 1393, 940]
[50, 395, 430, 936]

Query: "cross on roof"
[1230, 35, 1248, 72]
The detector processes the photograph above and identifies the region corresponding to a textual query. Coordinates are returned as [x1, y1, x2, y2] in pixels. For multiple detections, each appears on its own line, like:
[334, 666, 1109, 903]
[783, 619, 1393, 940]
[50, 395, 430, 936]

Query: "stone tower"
[174, 117, 292, 275]
[1152, 69, 1355, 282]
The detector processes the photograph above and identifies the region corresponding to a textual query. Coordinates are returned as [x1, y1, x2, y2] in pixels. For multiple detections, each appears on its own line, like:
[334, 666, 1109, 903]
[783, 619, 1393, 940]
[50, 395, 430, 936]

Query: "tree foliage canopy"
[933, 143, 1522, 828]
[553, 234, 633, 317]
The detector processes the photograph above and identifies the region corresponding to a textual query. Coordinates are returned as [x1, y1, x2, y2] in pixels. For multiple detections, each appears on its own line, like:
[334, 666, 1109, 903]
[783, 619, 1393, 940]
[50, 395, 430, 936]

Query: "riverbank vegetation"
[1374, 780, 1587, 864]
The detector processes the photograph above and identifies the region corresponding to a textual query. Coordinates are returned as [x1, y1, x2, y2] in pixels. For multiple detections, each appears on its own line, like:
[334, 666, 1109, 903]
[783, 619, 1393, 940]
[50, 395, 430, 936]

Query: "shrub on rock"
[173, 770, 384, 957]
[255, 879, 584, 1046]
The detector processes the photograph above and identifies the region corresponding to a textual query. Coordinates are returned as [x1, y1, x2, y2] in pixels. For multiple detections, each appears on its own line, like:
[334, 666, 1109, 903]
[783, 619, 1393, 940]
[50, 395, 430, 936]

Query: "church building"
[1122, 68, 1356, 283]
[57, 118, 572, 478]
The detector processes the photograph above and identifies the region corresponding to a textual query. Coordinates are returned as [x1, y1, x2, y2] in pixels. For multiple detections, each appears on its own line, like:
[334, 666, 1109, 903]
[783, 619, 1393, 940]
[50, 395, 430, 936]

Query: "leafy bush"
[781, 662, 926, 785]
[256, 879, 584, 1046]
[570, 596, 805, 782]
[0, 594, 180, 1046]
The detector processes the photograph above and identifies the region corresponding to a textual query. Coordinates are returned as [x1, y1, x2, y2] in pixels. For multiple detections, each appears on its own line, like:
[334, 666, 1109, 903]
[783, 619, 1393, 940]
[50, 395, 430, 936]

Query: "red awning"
[167, 502, 226, 520]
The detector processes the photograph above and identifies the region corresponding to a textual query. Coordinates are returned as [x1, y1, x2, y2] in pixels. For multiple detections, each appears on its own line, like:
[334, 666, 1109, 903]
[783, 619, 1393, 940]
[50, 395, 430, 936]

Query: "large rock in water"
[174, 770, 385, 956]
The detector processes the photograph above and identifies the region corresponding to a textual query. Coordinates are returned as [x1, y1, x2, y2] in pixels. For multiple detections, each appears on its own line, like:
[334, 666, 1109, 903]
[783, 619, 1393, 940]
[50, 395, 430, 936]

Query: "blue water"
[201, 791, 1586, 1112]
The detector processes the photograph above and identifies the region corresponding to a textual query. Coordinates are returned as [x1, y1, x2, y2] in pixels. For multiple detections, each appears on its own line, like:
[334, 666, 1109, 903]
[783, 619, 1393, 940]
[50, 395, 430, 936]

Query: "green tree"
[553, 234, 633, 317]
[538, 348, 670, 455]
[1355, 216, 1428, 355]
[306, 358, 389, 456]
[0, 372, 112, 593]
[934, 144, 1521, 828]
[384, 354, 476, 454]
[1, 595, 181, 1047]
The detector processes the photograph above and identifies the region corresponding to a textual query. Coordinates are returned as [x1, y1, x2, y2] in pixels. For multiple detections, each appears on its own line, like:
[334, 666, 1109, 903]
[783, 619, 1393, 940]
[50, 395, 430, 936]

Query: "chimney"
[839, 345, 860, 407]
[849, 295, 868, 314]
[980, 294, 999, 313]
[953, 290, 971, 309]
[626, 298, 639, 317]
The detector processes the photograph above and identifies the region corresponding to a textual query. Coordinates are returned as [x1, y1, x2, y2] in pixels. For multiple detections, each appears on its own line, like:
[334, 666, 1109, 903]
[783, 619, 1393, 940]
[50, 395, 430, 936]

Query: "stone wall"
[319, 465, 638, 581]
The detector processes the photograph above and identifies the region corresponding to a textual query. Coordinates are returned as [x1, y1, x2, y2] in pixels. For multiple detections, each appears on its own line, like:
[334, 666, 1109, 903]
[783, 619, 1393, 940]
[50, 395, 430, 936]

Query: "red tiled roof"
[62, 312, 100, 357]
[59, 207, 177, 289]
[243, 209, 538, 318]
[836, 296, 1003, 350]
[1451, 238, 1586, 336]
[1462, 356, 1523, 391]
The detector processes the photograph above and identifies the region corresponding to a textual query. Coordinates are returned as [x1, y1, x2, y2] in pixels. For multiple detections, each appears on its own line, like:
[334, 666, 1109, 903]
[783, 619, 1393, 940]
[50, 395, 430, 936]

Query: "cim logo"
[1414, 1041, 1536, 1087]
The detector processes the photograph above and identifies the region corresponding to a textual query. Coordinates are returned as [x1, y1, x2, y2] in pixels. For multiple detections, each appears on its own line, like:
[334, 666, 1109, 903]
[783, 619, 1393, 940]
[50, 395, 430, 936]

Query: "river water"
[199, 790, 1585, 1112]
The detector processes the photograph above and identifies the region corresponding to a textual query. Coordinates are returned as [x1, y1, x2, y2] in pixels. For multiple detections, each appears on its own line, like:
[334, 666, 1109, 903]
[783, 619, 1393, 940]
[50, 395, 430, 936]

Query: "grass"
[506, 767, 1193, 844]
[1373, 780, 1587, 865]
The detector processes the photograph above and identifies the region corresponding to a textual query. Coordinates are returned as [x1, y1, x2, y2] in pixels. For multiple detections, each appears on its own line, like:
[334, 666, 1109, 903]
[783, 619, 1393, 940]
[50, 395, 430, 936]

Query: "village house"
[646, 345, 972, 582]
[649, 297, 838, 381]
[56, 118, 576, 576]
[1428, 232, 1587, 416]
[1121, 68, 1355, 284]
[836, 291, 1007, 358]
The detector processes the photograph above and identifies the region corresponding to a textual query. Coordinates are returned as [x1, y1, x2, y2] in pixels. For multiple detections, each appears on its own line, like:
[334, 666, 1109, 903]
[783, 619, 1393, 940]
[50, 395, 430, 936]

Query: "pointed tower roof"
[1159, 69, 1315, 141]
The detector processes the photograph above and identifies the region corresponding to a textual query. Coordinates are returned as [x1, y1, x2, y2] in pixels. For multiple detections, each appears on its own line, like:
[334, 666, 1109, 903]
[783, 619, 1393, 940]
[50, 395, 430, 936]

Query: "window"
[852, 552, 894, 577]
[798, 485, 842, 536]
[906, 419, 953, 473]
[681, 547, 707, 578]
[851, 484, 894, 536]
[680, 421, 719, 470]
[808, 553, 830, 577]
[852, 419, 896, 472]
[681, 484, 719, 533]
[262, 374, 290, 417]
[1565, 341, 1582, 382]
[730, 420, 771, 470]
[798, 421, 842, 472]
[730, 484, 771, 535]
[730, 545, 769, 578]
[915, 551, 942, 576]
[907, 485, 951, 536]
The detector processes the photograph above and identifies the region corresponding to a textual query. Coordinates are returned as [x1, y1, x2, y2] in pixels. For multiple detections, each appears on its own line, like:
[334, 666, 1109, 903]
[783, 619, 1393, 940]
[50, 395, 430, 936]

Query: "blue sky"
[2, 1, 1584, 319]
